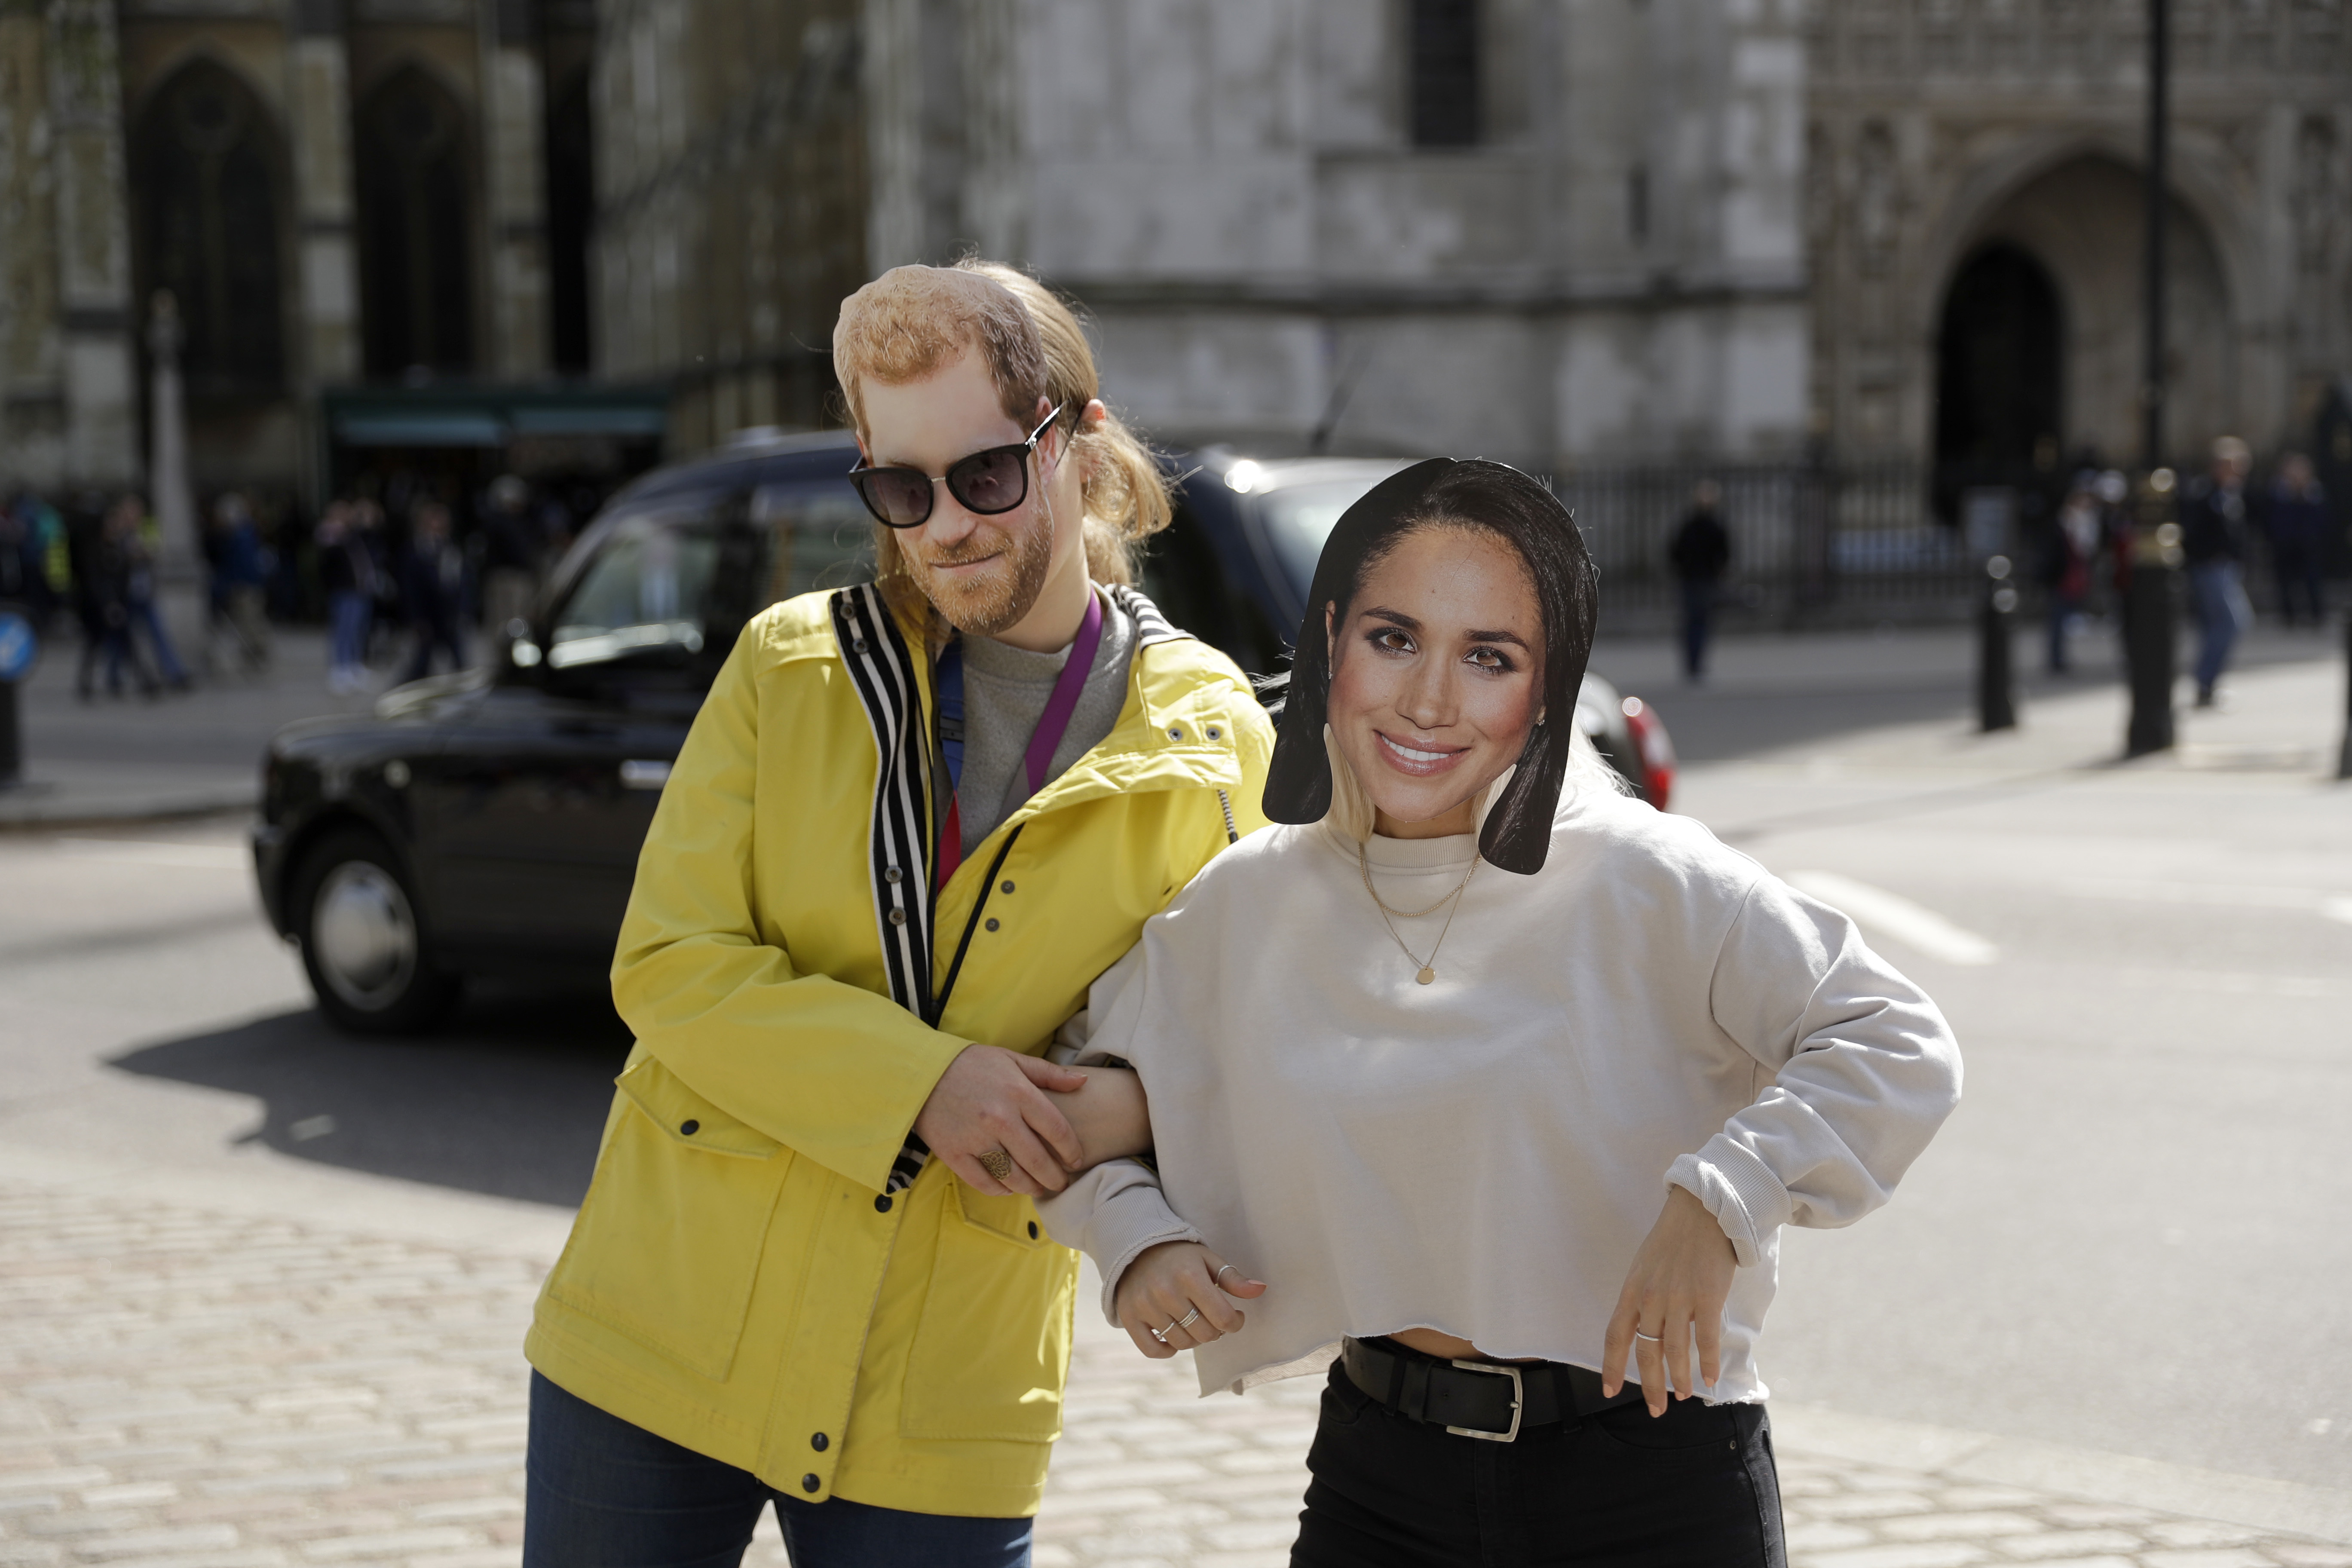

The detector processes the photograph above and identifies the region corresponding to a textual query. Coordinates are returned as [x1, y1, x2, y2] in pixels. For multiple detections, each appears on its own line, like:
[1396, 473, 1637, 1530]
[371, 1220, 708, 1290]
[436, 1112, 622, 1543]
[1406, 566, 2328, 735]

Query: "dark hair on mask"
[1260, 457, 1599, 875]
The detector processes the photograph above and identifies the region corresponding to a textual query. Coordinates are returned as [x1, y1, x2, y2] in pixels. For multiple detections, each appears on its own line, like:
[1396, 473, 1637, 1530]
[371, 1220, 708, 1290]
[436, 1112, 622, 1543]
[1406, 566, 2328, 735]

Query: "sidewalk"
[3, 1171, 2349, 1568]
[1, 625, 426, 830]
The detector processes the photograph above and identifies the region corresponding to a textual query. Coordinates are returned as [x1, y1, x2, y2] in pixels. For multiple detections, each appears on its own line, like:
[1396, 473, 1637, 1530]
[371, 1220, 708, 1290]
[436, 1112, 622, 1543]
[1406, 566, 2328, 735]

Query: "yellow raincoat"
[526, 584, 1273, 1517]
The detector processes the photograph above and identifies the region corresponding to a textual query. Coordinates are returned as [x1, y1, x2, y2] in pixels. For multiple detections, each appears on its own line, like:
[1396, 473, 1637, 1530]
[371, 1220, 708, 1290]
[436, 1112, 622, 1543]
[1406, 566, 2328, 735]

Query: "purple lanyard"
[1022, 589, 1104, 796]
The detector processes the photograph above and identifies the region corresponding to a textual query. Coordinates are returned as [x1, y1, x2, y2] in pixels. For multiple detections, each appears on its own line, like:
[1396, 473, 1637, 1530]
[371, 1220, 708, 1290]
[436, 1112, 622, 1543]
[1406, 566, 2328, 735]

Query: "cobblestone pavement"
[4, 1181, 2347, 1568]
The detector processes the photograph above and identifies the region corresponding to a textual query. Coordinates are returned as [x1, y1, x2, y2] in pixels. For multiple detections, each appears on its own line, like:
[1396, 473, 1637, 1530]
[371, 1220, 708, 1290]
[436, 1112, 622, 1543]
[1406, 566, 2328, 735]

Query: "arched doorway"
[1935, 243, 2063, 484]
[1936, 155, 2233, 470]
[357, 66, 475, 377]
[132, 61, 288, 395]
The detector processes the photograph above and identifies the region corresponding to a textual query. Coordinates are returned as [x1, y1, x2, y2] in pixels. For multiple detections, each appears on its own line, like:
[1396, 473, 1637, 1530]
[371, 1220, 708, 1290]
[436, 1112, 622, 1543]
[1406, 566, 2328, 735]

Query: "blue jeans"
[328, 590, 371, 672]
[524, 1372, 1033, 1568]
[129, 599, 187, 684]
[2189, 560, 2250, 695]
[1678, 579, 1716, 678]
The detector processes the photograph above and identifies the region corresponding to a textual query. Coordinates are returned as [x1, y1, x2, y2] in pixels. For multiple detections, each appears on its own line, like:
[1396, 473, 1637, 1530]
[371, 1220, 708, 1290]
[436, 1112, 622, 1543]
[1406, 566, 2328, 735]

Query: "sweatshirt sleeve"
[609, 619, 970, 1195]
[1036, 1160, 1204, 1325]
[1032, 943, 1207, 1322]
[1668, 874, 1963, 1267]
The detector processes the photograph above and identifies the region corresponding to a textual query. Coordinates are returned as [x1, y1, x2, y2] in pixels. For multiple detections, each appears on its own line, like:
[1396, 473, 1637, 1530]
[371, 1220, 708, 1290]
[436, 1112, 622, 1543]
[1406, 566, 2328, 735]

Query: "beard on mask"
[904, 502, 1059, 637]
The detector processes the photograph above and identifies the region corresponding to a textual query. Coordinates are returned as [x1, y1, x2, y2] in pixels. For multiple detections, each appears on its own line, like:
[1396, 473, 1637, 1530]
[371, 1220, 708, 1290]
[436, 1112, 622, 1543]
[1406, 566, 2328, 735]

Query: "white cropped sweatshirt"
[1037, 781, 1963, 1402]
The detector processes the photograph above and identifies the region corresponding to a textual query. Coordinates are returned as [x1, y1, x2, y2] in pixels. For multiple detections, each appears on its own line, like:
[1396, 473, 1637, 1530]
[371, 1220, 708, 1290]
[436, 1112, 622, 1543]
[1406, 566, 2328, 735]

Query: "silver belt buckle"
[1444, 1359, 1523, 1442]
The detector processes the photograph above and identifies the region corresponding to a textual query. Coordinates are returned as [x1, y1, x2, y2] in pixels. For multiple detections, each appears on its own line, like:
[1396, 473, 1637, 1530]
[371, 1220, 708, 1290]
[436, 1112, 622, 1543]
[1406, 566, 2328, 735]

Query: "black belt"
[1339, 1336, 1643, 1442]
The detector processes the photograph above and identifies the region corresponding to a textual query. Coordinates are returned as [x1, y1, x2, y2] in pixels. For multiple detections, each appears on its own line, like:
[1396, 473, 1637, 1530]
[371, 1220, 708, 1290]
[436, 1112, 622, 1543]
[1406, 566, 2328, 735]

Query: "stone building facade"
[597, 0, 1814, 469]
[3, 0, 2344, 504]
[1807, 0, 2352, 478]
[0, 0, 599, 501]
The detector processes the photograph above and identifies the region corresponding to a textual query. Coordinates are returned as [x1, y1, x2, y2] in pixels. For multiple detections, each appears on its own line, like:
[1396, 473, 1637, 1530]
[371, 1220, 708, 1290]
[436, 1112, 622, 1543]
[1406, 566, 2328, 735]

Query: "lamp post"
[2124, 0, 2178, 756]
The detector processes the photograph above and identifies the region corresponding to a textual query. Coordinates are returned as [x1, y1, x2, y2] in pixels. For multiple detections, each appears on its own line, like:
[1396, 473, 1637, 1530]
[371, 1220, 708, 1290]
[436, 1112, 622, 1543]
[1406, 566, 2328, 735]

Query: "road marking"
[2112, 966, 2339, 998]
[53, 838, 249, 870]
[1784, 870, 1999, 966]
[2067, 878, 2352, 917]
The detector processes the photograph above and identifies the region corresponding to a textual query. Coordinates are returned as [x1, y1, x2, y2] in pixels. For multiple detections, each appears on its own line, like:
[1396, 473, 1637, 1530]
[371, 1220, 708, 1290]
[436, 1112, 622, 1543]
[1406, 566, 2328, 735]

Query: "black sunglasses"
[847, 405, 1065, 530]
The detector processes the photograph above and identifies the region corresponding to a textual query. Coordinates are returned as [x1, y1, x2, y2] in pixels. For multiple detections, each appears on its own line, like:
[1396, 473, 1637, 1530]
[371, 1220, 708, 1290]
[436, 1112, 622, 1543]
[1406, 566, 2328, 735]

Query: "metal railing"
[1553, 459, 1990, 633]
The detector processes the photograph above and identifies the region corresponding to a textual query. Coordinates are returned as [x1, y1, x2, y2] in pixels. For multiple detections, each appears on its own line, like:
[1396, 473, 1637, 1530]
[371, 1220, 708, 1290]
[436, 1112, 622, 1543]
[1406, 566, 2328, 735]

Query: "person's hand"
[1044, 1066, 1151, 1171]
[1601, 1185, 1738, 1416]
[913, 1044, 1088, 1197]
[1113, 1240, 1267, 1359]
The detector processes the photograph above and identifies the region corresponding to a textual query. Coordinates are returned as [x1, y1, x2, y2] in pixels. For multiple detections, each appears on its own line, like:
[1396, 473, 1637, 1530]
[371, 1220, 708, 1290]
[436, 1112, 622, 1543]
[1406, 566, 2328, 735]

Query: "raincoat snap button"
[888, 908, 906, 926]
[984, 918, 999, 932]
[1167, 726, 1183, 739]
[1207, 726, 1221, 739]
[680, 1120, 699, 1136]
[885, 865, 902, 884]
[1000, 880, 1015, 894]
[852, 638, 869, 655]
[874, 1194, 893, 1213]
[1027, 1221, 1039, 1239]
[801, 1473, 821, 1493]
[811, 1432, 829, 1452]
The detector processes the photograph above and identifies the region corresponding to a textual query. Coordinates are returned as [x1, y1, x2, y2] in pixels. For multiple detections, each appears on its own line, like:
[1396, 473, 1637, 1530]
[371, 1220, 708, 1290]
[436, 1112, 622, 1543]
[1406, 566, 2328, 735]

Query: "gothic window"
[546, 70, 595, 375]
[133, 62, 287, 395]
[1410, 0, 1479, 147]
[358, 67, 475, 377]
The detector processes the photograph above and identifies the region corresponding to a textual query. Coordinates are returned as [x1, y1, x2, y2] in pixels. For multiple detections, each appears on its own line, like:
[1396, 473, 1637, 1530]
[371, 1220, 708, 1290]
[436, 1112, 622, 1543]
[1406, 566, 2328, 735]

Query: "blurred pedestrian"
[74, 499, 157, 700]
[2044, 478, 2102, 673]
[2265, 451, 2329, 628]
[2181, 436, 2254, 707]
[116, 494, 190, 692]
[477, 474, 542, 641]
[206, 493, 274, 676]
[0, 497, 31, 607]
[316, 500, 378, 694]
[353, 498, 398, 667]
[9, 490, 69, 630]
[401, 501, 467, 681]
[1668, 478, 1730, 683]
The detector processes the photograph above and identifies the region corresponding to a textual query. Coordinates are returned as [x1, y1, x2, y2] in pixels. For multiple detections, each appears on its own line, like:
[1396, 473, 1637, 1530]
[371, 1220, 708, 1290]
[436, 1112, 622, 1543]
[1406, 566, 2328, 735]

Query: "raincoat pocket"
[545, 1057, 791, 1381]
[898, 1182, 1074, 1444]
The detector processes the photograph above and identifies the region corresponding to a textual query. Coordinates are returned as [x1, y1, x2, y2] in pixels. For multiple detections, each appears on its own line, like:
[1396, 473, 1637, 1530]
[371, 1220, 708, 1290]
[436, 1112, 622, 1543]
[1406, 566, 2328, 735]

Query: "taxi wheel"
[293, 828, 460, 1035]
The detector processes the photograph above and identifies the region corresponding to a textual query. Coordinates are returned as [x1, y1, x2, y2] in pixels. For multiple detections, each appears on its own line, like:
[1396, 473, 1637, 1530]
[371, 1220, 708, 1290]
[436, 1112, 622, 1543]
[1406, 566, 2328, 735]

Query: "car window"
[752, 480, 874, 601]
[548, 511, 720, 668]
[1256, 475, 1396, 597]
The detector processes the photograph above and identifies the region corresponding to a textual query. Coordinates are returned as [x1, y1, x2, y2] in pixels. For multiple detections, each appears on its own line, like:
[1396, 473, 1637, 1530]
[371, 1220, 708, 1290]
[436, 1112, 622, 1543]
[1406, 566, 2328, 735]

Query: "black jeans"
[1292, 1362, 1785, 1568]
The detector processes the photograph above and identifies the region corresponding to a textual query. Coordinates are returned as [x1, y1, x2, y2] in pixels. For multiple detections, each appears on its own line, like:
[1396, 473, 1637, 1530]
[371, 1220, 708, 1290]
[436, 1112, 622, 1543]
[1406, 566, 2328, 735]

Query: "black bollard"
[1978, 555, 2018, 732]
[2123, 470, 2180, 757]
[2337, 609, 2352, 781]
[0, 602, 33, 788]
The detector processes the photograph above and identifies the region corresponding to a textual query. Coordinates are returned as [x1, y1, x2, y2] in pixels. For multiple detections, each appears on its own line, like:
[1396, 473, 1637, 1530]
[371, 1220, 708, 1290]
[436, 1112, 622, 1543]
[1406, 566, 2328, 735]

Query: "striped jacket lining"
[828, 582, 1196, 1193]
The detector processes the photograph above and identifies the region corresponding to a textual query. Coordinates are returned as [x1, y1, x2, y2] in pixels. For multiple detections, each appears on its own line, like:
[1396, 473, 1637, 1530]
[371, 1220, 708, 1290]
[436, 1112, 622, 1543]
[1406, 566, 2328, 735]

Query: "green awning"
[325, 385, 669, 450]
[334, 413, 508, 447]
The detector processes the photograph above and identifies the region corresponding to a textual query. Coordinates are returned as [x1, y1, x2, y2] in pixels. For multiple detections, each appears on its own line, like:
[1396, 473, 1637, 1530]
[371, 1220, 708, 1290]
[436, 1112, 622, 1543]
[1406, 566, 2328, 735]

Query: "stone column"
[146, 291, 196, 580]
[45, 0, 137, 487]
[0, 5, 64, 492]
[288, 0, 362, 388]
[481, 0, 550, 377]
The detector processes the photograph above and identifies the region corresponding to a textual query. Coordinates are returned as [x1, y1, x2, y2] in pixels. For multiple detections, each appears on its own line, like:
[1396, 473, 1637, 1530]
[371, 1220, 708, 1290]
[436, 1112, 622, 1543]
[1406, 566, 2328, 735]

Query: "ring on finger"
[1149, 1322, 1172, 1345]
[1632, 1328, 1663, 1343]
[1174, 1308, 1202, 1331]
[976, 1148, 1014, 1182]
[1213, 1263, 1241, 1286]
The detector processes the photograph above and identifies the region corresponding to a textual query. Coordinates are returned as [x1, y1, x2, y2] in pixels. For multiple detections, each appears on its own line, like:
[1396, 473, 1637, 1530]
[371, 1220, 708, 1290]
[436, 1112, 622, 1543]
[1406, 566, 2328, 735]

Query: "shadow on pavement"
[108, 986, 634, 1208]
